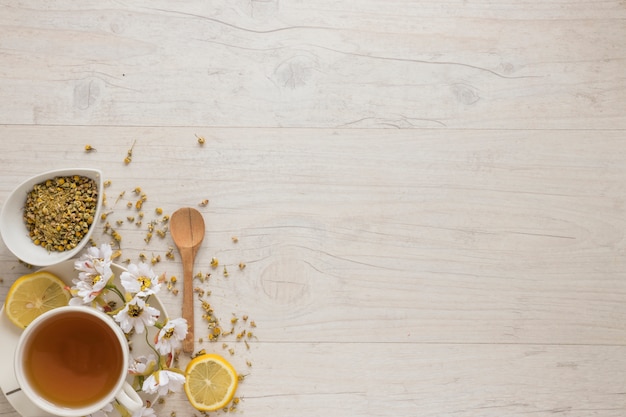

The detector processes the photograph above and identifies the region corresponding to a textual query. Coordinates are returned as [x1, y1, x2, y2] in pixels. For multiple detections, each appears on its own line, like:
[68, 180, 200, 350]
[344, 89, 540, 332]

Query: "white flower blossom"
[113, 296, 160, 334]
[69, 274, 109, 305]
[70, 243, 114, 304]
[132, 406, 157, 417]
[142, 370, 185, 396]
[129, 354, 157, 376]
[74, 243, 113, 277]
[120, 262, 161, 297]
[155, 318, 188, 355]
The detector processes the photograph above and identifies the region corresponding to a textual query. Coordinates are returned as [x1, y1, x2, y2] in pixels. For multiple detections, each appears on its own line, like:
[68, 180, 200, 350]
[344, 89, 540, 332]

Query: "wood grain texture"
[0, 0, 625, 416]
[0, 1, 624, 128]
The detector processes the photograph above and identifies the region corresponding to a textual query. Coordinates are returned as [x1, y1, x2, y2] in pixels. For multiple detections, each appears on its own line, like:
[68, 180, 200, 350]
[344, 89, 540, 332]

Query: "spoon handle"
[180, 247, 195, 353]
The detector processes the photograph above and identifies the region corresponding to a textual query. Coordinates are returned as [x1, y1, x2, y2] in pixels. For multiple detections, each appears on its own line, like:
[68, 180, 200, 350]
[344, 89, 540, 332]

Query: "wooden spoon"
[170, 207, 205, 354]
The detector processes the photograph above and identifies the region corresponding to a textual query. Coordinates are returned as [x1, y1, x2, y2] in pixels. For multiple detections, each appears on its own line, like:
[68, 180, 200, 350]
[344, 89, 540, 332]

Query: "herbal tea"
[23, 310, 124, 407]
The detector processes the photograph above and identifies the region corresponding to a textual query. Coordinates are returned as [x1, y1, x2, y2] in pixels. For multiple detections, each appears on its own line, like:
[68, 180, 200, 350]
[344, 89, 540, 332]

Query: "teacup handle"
[115, 382, 143, 413]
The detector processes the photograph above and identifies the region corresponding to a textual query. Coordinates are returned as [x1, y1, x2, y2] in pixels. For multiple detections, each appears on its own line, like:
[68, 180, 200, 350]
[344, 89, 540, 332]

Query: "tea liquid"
[23, 311, 124, 407]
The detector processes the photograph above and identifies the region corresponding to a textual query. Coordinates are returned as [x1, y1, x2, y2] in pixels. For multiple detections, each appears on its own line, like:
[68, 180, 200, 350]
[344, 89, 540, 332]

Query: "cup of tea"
[14, 306, 144, 416]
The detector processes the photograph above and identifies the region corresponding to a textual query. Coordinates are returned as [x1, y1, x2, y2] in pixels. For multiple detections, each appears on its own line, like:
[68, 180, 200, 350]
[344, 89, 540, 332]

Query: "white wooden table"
[1, 1, 625, 416]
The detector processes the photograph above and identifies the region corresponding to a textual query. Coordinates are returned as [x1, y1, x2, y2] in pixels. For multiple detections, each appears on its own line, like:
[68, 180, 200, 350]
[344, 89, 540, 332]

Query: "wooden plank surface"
[0, 1, 624, 128]
[0, 0, 625, 416]
[0, 129, 625, 416]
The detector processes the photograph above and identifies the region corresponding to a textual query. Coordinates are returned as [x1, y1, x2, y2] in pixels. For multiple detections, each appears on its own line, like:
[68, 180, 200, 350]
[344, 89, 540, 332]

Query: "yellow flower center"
[91, 274, 102, 285]
[138, 276, 151, 291]
[163, 328, 175, 339]
[128, 303, 143, 317]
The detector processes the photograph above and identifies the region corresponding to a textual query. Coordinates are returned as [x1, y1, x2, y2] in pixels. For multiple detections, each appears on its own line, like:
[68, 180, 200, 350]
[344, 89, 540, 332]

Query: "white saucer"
[0, 260, 169, 417]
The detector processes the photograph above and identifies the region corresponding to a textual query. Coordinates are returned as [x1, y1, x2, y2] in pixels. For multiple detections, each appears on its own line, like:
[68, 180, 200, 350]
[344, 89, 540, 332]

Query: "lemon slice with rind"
[184, 353, 238, 411]
[4, 270, 70, 329]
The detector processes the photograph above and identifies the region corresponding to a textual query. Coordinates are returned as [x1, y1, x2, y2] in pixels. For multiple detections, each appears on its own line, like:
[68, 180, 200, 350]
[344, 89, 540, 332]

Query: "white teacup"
[14, 306, 143, 416]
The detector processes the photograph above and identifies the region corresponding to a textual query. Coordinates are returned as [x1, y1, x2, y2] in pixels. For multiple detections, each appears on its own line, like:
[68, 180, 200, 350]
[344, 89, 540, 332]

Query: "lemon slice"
[4, 270, 70, 329]
[184, 353, 238, 411]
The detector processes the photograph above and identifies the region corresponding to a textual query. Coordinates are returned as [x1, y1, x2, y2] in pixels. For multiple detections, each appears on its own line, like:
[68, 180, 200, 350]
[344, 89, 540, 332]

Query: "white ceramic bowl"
[0, 168, 104, 266]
